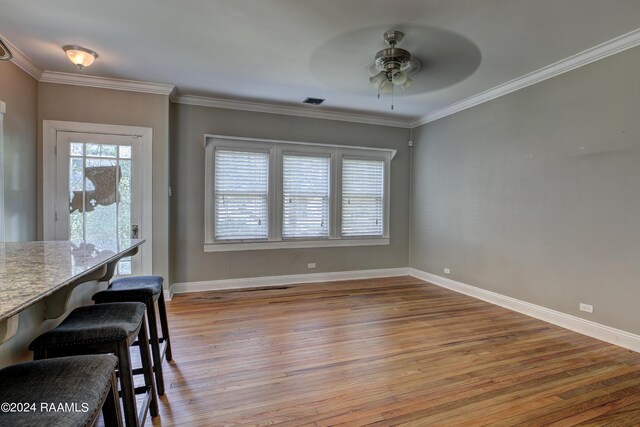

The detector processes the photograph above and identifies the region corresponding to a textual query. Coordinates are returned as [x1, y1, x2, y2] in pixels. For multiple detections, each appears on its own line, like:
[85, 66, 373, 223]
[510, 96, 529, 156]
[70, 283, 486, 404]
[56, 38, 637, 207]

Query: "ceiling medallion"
[368, 30, 420, 110]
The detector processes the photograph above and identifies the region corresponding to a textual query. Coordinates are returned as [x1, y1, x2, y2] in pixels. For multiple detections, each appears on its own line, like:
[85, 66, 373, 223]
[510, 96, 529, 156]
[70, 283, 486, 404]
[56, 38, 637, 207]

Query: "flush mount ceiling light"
[63, 45, 98, 69]
[368, 30, 420, 110]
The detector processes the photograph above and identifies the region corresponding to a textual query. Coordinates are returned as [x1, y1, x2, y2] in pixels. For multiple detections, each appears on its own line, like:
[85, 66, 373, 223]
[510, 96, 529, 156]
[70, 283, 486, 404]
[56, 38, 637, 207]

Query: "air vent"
[303, 97, 325, 105]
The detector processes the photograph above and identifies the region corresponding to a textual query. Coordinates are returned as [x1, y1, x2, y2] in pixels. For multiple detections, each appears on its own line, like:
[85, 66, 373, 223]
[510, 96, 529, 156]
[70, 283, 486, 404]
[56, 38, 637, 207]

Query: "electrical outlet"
[444, 268, 451, 274]
[307, 263, 316, 269]
[579, 303, 593, 313]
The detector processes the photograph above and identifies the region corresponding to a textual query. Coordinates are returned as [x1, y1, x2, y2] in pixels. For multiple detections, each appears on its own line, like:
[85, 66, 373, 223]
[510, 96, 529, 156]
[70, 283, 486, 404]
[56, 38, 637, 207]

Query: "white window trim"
[204, 134, 396, 252]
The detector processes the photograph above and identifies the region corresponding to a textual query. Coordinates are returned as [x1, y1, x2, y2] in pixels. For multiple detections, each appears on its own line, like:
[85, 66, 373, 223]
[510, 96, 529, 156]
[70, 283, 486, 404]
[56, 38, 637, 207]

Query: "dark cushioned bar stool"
[0, 354, 121, 427]
[93, 275, 172, 395]
[29, 302, 157, 427]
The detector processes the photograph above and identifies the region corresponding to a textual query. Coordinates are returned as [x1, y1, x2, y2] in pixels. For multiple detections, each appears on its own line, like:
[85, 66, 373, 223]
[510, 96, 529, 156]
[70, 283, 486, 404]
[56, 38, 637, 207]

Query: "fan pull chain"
[391, 85, 394, 110]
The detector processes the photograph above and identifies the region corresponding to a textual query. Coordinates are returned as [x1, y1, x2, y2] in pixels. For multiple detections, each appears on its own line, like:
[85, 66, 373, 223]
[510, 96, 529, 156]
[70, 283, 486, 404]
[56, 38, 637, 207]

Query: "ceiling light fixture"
[63, 45, 98, 69]
[368, 30, 420, 110]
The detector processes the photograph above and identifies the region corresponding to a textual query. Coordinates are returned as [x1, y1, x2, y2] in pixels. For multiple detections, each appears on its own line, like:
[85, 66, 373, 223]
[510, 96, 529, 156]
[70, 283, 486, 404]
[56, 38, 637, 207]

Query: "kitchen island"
[0, 239, 144, 364]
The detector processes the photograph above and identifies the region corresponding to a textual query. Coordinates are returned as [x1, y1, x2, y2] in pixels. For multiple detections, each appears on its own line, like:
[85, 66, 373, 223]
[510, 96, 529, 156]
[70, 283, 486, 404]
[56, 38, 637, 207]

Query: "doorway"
[43, 121, 152, 275]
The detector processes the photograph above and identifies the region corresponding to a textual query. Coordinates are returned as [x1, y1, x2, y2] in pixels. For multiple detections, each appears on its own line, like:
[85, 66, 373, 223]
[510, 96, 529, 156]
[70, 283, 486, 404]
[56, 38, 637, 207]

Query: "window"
[204, 135, 395, 251]
[342, 159, 384, 237]
[282, 154, 330, 239]
[214, 149, 269, 240]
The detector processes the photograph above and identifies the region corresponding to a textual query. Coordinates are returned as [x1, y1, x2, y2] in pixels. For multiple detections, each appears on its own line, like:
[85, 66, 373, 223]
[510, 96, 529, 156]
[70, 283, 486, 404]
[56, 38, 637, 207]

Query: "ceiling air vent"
[303, 97, 325, 105]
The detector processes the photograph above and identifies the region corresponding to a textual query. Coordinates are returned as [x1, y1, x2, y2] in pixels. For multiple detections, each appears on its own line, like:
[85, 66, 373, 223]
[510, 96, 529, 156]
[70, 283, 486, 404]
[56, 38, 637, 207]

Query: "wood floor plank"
[125, 276, 640, 426]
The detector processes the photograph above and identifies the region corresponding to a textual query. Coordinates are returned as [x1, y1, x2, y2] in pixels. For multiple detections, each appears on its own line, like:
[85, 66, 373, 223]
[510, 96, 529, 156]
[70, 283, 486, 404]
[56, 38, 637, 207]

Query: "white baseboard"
[171, 267, 410, 295]
[409, 268, 640, 353]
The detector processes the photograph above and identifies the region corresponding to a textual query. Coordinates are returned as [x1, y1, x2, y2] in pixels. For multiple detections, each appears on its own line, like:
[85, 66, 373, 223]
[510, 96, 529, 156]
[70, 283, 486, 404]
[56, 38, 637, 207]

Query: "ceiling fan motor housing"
[375, 47, 412, 73]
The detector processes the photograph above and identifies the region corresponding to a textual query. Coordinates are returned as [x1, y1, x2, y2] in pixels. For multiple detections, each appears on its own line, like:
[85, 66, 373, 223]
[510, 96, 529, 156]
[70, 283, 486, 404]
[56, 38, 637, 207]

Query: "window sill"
[204, 238, 390, 252]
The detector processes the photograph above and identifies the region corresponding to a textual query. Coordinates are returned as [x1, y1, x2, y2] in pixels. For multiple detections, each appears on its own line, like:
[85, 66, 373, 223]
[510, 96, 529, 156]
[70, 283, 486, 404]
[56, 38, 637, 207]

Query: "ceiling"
[1, 0, 639, 123]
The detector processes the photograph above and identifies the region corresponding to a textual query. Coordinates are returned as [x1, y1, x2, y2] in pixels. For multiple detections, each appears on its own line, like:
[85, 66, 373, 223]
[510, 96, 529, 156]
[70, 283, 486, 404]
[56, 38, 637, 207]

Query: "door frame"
[43, 120, 153, 274]
[0, 100, 5, 242]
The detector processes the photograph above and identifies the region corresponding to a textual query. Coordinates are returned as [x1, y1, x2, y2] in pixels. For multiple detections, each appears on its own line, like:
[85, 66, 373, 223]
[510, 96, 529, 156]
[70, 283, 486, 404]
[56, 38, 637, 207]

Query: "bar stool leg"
[157, 289, 172, 361]
[138, 316, 159, 417]
[144, 295, 165, 396]
[116, 340, 139, 427]
[102, 370, 124, 427]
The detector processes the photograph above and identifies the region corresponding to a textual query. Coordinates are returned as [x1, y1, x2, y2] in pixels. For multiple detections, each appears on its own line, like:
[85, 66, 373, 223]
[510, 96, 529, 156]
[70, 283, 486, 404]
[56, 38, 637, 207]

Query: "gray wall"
[37, 83, 171, 282]
[0, 63, 100, 366]
[0, 61, 38, 241]
[411, 46, 640, 333]
[170, 103, 410, 284]
[2, 82, 171, 366]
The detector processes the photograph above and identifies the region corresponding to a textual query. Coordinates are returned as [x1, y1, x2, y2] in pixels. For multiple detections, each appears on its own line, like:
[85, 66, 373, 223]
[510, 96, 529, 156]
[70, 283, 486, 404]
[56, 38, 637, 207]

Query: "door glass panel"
[85, 143, 101, 157]
[118, 145, 131, 159]
[70, 142, 84, 156]
[100, 145, 117, 158]
[68, 141, 133, 275]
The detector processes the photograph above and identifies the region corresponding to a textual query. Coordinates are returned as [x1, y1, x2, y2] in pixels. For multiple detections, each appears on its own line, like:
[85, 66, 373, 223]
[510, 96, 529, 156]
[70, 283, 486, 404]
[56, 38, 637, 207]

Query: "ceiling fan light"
[392, 70, 407, 86]
[380, 80, 394, 94]
[401, 76, 414, 90]
[63, 45, 98, 69]
[369, 71, 386, 89]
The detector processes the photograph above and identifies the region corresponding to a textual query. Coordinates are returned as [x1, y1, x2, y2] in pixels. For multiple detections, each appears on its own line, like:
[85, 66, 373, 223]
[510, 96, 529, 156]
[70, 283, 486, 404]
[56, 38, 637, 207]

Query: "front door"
[54, 131, 145, 276]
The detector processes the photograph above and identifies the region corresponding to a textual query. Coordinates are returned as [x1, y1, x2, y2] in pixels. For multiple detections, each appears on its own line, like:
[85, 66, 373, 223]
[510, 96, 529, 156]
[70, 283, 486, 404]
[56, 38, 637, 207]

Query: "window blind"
[282, 155, 330, 238]
[342, 159, 384, 237]
[214, 149, 269, 240]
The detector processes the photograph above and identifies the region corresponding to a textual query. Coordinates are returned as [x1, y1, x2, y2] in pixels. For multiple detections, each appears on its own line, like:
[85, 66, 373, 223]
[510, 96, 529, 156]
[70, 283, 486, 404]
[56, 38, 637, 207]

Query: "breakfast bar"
[0, 239, 144, 345]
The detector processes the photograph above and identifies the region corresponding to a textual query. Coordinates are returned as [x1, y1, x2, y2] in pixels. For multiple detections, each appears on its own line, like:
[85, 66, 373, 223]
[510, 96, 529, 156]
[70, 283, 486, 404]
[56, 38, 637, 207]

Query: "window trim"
[204, 134, 396, 252]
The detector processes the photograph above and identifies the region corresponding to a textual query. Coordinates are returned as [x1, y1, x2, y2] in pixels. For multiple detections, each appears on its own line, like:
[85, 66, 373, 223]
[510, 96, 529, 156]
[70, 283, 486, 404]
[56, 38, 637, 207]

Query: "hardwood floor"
[148, 276, 640, 426]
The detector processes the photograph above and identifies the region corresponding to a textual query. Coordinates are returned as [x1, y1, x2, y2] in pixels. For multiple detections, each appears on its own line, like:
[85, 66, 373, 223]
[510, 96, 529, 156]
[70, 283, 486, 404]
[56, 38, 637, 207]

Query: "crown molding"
[3, 27, 640, 128]
[0, 34, 43, 80]
[172, 93, 411, 128]
[40, 71, 175, 95]
[409, 27, 640, 128]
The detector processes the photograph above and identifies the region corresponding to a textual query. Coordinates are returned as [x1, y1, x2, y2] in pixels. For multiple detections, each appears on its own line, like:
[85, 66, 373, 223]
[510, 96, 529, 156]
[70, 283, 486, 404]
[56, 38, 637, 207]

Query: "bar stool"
[29, 302, 157, 427]
[0, 354, 122, 426]
[93, 275, 172, 396]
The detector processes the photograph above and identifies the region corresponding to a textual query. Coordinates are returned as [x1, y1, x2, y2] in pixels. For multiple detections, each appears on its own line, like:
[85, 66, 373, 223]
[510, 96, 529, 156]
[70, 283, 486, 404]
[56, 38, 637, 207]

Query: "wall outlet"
[307, 263, 316, 269]
[443, 268, 451, 274]
[579, 303, 594, 313]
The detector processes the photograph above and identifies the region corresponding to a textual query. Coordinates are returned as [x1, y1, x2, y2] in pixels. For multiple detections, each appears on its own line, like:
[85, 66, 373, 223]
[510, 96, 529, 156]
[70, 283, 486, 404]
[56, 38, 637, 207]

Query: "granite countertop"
[0, 239, 145, 322]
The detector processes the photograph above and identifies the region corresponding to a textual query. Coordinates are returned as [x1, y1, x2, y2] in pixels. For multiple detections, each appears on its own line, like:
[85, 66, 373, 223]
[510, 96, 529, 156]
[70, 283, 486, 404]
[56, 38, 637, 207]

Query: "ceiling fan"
[368, 30, 421, 110]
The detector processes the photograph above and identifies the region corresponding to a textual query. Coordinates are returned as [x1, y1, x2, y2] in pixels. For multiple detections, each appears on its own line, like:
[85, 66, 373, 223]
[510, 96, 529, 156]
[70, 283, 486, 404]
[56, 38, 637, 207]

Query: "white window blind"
[342, 159, 384, 237]
[282, 155, 330, 239]
[214, 149, 269, 240]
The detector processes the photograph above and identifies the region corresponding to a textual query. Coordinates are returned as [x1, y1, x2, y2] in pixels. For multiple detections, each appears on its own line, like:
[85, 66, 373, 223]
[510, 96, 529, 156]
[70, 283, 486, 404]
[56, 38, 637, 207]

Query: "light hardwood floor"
[149, 276, 640, 426]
